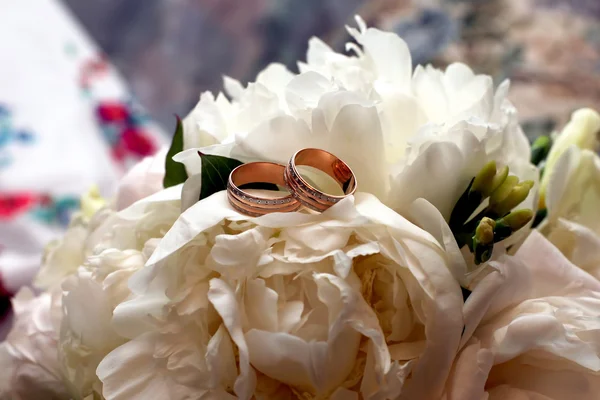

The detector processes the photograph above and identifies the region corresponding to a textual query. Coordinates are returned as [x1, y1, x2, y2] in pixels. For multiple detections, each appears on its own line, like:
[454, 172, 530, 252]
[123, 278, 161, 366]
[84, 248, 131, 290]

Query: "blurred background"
[1, 0, 599, 330]
[66, 0, 600, 134]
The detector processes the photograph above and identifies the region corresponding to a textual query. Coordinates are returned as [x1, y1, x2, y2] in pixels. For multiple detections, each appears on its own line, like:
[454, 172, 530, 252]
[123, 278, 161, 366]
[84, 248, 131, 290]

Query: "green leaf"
[199, 153, 243, 200]
[163, 116, 188, 188]
[197, 154, 280, 200]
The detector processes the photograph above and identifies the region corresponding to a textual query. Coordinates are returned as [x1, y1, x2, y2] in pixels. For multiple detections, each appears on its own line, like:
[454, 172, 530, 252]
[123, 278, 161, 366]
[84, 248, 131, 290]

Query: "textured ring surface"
[227, 162, 301, 216]
[284, 148, 357, 212]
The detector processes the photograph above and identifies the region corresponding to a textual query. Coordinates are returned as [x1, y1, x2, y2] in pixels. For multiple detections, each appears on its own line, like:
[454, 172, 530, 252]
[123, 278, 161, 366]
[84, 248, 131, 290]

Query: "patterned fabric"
[0, 0, 165, 327]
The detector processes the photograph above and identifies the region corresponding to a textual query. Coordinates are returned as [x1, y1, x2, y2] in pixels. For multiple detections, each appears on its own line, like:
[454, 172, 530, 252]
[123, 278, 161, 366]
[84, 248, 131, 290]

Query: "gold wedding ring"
[227, 162, 301, 216]
[284, 148, 357, 212]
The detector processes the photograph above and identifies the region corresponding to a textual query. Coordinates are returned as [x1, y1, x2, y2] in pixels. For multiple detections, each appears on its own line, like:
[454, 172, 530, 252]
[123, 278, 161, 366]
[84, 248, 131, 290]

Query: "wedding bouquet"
[2, 17, 600, 400]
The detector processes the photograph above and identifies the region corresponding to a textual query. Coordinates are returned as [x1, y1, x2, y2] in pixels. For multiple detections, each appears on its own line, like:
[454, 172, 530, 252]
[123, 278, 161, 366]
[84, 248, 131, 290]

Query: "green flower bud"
[530, 135, 552, 165]
[490, 181, 534, 217]
[501, 209, 534, 231]
[475, 217, 496, 245]
[488, 166, 509, 196]
[471, 161, 497, 195]
[489, 175, 519, 206]
[473, 217, 496, 265]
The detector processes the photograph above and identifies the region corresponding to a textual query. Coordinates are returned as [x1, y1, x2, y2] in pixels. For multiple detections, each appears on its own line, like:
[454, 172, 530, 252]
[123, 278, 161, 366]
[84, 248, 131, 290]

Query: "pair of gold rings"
[227, 148, 357, 217]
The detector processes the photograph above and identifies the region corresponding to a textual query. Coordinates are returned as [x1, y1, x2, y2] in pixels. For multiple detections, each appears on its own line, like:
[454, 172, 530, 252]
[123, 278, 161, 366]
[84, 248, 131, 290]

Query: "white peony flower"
[97, 192, 464, 400]
[445, 231, 600, 399]
[57, 185, 182, 398]
[180, 16, 537, 220]
[0, 288, 68, 400]
[59, 249, 147, 397]
[0, 181, 182, 399]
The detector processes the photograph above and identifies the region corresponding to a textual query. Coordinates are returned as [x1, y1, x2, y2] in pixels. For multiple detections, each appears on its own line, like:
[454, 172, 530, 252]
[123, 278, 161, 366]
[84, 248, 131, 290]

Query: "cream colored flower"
[539, 108, 600, 208]
[0, 181, 182, 400]
[59, 249, 146, 397]
[541, 108, 600, 279]
[180, 16, 537, 220]
[0, 288, 68, 400]
[98, 192, 463, 399]
[445, 231, 600, 399]
[115, 147, 167, 211]
[57, 186, 182, 398]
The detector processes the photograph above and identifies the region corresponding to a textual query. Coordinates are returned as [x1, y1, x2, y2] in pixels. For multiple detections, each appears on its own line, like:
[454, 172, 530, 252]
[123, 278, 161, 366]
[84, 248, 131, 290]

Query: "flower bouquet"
[2, 17, 600, 400]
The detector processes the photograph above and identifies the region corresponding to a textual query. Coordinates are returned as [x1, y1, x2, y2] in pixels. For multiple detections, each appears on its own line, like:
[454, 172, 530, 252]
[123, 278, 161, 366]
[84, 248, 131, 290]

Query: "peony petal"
[389, 140, 466, 219]
[409, 198, 468, 285]
[115, 148, 166, 211]
[516, 231, 600, 295]
[205, 324, 237, 392]
[118, 184, 182, 221]
[208, 278, 256, 399]
[207, 227, 274, 280]
[97, 332, 205, 400]
[245, 329, 329, 393]
[314, 273, 390, 388]
[347, 24, 412, 91]
[182, 91, 228, 150]
[444, 340, 493, 400]
[245, 279, 279, 332]
[547, 219, 600, 279]
[146, 192, 242, 266]
[180, 173, 203, 212]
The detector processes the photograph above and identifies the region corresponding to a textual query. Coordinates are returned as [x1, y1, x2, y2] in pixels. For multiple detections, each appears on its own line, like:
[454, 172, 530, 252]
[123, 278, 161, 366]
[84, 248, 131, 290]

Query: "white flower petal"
[208, 278, 256, 400]
[409, 198, 468, 285]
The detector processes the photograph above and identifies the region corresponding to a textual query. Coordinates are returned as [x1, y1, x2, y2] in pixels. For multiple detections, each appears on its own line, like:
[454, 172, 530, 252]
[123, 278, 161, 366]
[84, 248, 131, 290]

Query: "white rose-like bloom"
[57, 187, 182, 398]
[445, 231, 600, 399]
[97, 192, 463, 400]
[180, 16, 536, 220]
[0, 288, 68, 400]
[36, 151, 168, 291]
[0, 178, 181, 399]
[541, 109, 600, 279]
